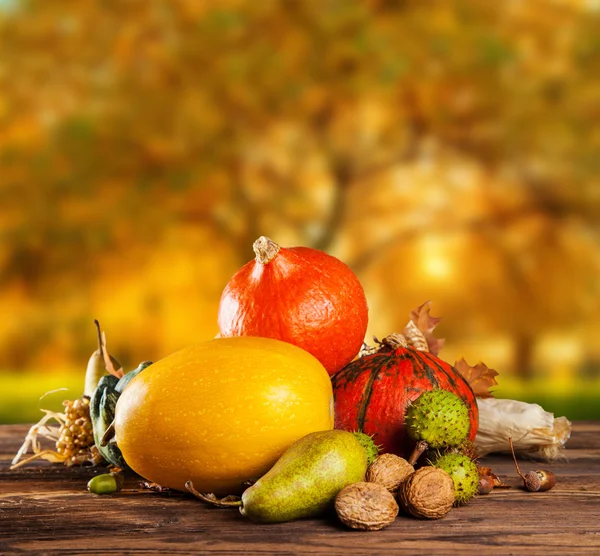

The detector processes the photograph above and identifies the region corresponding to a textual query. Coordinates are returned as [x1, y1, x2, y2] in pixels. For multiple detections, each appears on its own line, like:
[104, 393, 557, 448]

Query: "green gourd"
[89, 361, 152, 468]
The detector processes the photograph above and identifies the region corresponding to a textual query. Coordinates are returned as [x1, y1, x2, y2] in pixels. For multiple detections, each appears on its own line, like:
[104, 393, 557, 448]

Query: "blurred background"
[1, 0, 600, 424]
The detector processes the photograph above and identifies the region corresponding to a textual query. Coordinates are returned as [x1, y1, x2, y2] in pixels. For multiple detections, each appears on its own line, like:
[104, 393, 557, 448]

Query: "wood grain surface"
[1, 422, 599, 555]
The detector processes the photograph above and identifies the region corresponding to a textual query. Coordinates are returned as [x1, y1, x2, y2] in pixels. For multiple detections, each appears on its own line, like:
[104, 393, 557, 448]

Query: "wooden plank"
[1, 423, 599, 554]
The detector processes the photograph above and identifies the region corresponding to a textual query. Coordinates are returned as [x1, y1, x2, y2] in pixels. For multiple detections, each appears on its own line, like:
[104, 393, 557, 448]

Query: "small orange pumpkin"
[217, 236, 369, 376]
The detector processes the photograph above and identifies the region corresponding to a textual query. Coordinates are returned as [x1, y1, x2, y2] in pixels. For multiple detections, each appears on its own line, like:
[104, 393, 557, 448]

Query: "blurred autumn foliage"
[1, 0, 600, 398]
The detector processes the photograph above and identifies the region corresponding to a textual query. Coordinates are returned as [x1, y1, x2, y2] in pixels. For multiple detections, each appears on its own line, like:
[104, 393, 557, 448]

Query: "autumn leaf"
[478, 466, 510, 488]
[406, 301, 445, 356]
[98, 326, 124, 379]
[454, 358, 499, 398]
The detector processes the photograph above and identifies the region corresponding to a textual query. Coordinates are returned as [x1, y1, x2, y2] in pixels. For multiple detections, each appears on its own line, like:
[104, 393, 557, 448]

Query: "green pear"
[240, 429, 368, 523]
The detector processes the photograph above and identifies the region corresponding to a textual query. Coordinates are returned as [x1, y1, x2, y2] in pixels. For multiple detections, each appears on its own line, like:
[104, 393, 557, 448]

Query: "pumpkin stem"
[185, 481, 243, 508]
[408, 440, 429, 466]
[253, 236, 280, 265]
[362, 330, 429, 356]
[380, 333, 409, 350]
[359, 334, 408, 357]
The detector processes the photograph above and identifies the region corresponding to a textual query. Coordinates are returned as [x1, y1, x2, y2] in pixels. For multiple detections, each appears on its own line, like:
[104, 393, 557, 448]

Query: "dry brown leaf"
[454, 358, 499, 398]
[407, 301, 445, 356]
[100, 329, 124, 379]
[478, 466, 510, 488]
[141, 482, 175, 494]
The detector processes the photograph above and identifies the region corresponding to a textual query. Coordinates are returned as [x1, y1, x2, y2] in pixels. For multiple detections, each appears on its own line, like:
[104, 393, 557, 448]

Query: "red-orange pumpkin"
[217, 236, 369, 376]
[332, 342, 478, 458]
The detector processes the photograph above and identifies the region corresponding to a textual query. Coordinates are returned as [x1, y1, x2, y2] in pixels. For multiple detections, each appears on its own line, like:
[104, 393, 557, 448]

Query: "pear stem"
[185, 481, 242, 508]
[408, 440, 429, 466]
[94, 319, 104, 358]
[83, 319, 108, 397]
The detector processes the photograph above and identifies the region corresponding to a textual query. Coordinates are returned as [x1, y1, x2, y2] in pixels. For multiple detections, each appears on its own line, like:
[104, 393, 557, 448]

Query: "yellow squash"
[114, 336, 334, 494]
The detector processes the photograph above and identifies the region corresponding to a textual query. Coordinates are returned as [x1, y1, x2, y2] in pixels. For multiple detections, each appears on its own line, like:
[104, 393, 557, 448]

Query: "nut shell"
[335, 482, 399, 531]
[478, 474, 494, 495]
[398, 467, 454, 519]
[366, 453, 414, 494]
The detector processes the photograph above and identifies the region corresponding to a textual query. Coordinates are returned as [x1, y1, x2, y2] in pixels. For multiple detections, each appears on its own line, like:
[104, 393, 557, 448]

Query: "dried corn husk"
[475, 398, 572, 461]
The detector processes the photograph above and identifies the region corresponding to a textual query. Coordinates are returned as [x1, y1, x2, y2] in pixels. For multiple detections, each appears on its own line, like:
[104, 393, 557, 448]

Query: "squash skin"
[332, 347, 479, 459]
[217, 243, 369, 376]
[114, 337, 334, 495]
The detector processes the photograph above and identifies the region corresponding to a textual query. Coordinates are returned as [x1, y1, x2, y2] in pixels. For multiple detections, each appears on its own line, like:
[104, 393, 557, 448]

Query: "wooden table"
[1, 422, 599, 555]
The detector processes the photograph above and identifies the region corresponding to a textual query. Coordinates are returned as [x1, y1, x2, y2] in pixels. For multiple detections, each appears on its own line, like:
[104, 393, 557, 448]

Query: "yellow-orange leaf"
[454, 358, 499, 398]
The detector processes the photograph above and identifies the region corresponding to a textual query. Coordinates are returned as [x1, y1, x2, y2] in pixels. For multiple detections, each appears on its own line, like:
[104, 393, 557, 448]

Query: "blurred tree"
[0, 0, 599, 374]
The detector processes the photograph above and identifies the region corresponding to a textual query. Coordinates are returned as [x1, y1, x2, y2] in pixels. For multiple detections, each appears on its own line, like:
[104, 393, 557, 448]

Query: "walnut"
[398, 466, 455, 519]
[335, 482, 399, 531]
[366, 453, 414, 494]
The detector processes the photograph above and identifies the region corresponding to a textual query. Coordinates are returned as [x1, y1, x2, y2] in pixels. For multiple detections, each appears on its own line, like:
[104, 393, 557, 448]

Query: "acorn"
[509, 437, 557, 492]
[87, 472, 125, 495]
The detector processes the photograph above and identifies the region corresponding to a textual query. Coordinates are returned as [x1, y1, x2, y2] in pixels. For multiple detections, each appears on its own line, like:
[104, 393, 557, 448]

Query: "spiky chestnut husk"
[432, 453, 479, 506]
[435, 439, 480, 462]
[352, 431, 380, 466]
[405, 389, 470, 450]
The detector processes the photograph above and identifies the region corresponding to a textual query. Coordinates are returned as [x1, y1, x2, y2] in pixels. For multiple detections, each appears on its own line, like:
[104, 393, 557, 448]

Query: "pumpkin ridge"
[354, 354, 396, 431]
[404, 348, 433, 383]
[331, 360, 362, 388]
[422, 352, 459, 388]
[422, 351, 475, 397]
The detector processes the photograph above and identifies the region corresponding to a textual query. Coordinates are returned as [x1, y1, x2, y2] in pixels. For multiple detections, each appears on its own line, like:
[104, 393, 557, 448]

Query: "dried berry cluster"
[57, 398, 101, 466]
